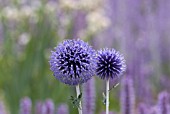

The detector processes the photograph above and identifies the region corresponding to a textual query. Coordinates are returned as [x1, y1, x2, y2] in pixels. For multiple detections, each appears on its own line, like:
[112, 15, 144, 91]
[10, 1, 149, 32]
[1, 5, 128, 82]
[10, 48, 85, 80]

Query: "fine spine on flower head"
[49, 39, 96, 86]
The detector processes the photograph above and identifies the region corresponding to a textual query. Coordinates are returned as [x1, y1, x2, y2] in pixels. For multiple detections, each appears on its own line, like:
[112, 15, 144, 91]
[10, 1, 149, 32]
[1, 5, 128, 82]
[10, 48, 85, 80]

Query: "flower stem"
[106, 79, 110, 114]
[76, 84, 82, 114]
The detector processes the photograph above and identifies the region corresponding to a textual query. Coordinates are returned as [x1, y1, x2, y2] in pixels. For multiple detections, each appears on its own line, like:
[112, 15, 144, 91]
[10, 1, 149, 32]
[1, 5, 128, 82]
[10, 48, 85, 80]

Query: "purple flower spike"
[138, 103, 149, 114]
[82, 77, 96, 114]
[56, 104, 69, 114]
[157, 91, 170, 114]
[96, 48, 126, 80]
[35, 101, 47, 114]
[120, 78, 135, 114]
[44, 99, 55, 114]
[19, 97, 32, 114]
[49, 39, 96, 85]
[149, 106, 158, 114]
[0, 101, 7, 114]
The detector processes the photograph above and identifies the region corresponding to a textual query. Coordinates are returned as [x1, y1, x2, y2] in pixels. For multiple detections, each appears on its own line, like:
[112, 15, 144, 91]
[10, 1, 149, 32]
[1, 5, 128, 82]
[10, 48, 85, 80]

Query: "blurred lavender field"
[0, 0, 170, 114]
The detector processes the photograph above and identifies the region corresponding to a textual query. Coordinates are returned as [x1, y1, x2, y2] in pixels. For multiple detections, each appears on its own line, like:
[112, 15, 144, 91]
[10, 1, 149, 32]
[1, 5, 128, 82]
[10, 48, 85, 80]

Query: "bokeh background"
[0, 0, 170, 114]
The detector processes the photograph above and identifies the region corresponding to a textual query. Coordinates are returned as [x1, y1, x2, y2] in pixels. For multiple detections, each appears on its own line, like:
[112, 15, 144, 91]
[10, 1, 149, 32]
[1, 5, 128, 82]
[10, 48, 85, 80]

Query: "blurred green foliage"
[0, 2, 70, 113]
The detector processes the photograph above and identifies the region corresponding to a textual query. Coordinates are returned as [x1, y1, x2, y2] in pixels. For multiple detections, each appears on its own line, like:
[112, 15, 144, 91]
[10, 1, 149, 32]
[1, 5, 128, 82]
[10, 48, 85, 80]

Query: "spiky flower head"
[96, 48, 126, 80]
[49, 39, 96, 85]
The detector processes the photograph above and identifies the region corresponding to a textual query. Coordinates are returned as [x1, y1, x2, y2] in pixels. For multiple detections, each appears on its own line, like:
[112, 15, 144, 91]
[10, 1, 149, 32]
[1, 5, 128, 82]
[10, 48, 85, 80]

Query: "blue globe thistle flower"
[96, 48, 126, 80]
[49, 39, 96, 86]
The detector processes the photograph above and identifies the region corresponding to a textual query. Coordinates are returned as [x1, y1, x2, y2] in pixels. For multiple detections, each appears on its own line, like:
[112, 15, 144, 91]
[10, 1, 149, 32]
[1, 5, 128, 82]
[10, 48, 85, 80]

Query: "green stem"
[106, 79, 110, 114]
[76, 84, 82, 114]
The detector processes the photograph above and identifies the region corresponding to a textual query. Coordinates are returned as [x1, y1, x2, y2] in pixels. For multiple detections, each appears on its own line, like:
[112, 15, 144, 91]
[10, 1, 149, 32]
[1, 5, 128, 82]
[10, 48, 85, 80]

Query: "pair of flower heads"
[49, 39, 126, 86]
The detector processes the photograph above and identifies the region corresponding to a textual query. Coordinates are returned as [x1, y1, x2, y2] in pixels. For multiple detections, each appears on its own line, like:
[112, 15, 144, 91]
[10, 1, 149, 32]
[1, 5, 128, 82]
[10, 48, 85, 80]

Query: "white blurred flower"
[86, 9, 110, 33]
[45, 1, 57, 13]
[59, 0, 78, 10]
[2, 4, 39, 22]
[79, 0, 103, 11]
[59, 0, 103, 11]
[20, 6, 36, 17]
[19, 4, 39, 23]
[18, 33, 30, 46]
[2, 7, 20, 21]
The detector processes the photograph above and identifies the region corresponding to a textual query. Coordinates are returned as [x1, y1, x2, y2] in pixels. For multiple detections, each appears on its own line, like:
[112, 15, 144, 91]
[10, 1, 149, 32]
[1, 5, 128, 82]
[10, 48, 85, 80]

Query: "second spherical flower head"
[96, 48, 126, 80]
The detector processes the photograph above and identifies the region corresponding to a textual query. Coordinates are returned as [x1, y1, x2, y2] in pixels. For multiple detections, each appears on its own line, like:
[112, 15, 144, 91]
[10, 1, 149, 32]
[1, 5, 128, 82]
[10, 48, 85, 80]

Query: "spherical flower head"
[49, 39, 96, 85]
[96, 48, 126, 80]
